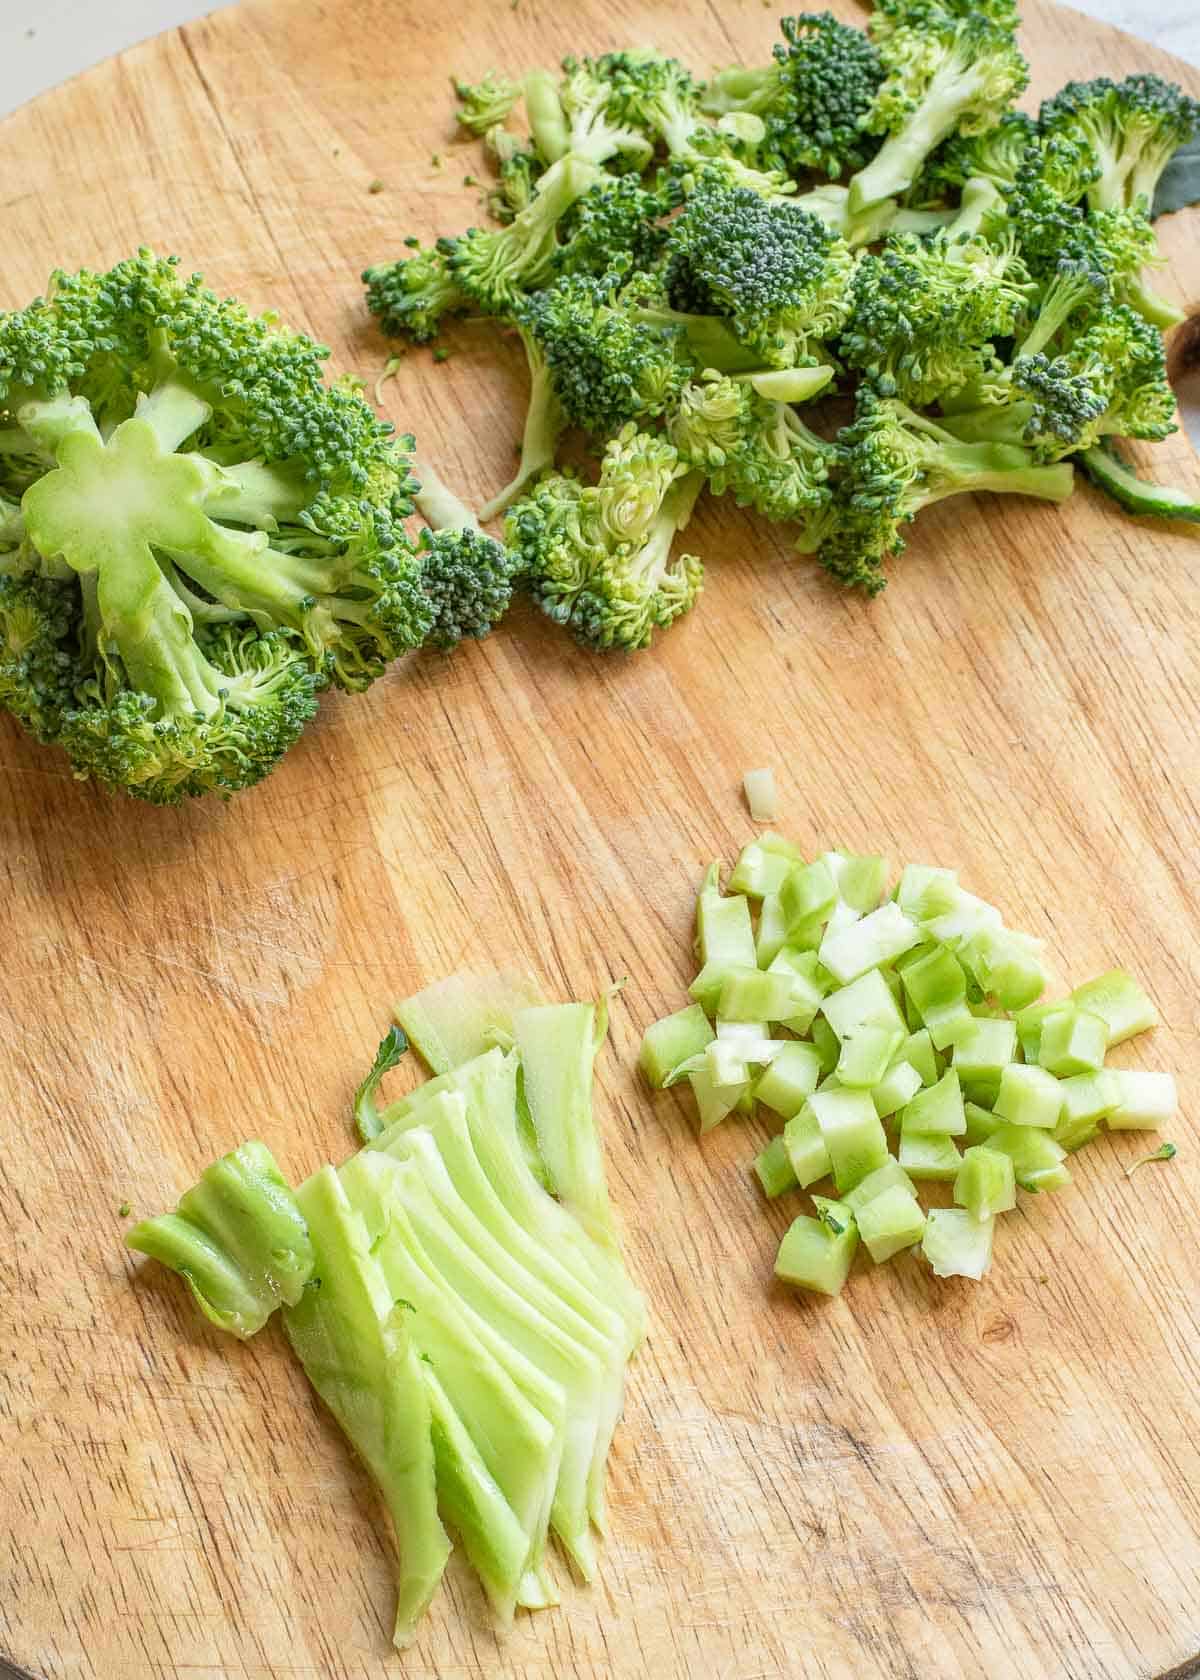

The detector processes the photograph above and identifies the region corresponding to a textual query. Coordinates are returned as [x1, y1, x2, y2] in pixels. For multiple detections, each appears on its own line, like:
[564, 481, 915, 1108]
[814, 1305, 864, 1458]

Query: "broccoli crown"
[0, 252, 429, 803]
[920, 108, 1036, 196]
[703, 14, 885, 179]
[663, 181, 855, 367]
[591, 50, 703, 155]
[553, 174, 669, 281]
[1039, 74, 1200, 211]
[454, 71, 522, 136]
[419, 525, 519, 650]
[556, 55, 656, 168]
[506, 423, 704, 651]
[518, 275, 693, 436]
[767, 12, 887, 177]
[364, 245, 467, 343]
[439, 154, 603, 313]
[841, 229, 1032, 406]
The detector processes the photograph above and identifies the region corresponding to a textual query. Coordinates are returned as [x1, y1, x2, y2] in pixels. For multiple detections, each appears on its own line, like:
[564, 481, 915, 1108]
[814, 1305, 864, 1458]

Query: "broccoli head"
[849, 5, 1029, 214]
[663, 180, 855, 369]
[506, 424, 704, 651]
[553, 173, 669, 281]
[0, 252, 429, 803]
[701, 12, 885, 180]
[669, 370, 837, 537]
[917, 108, 1036, 199]
[413, 460, 519, 649]
[841, 228, 1032, 407]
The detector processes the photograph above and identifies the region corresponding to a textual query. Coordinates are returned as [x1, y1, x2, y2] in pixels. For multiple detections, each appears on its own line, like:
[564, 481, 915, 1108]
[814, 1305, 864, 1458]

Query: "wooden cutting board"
[2, 2, 1200, 1676]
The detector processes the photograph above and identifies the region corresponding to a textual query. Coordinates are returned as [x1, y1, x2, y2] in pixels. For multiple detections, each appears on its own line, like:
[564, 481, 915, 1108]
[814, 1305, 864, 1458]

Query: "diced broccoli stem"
[755, 1135, 799, 1198]
[775, 1209, 859, 1296]
[856, 1184, 927, 1263]
[1081, 444, 1200, 525]
[922, 1206, 995, 1279]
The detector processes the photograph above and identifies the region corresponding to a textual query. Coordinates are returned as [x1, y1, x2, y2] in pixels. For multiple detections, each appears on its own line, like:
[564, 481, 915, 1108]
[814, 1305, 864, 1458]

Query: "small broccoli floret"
[663, 180, 854, 369]
[519, 274, 694, 437]
[484, 128, 546, 224]
[454, 71, 522, 136]
[0, 252, 425, 802]
[669, 371, 837, 539]
[413, 461, 519, 649]
[1040, 74, 1200, 214]
[918, 108, 1036, 198]
[440, 154, 604, 313]
[701, 13, 885, 180]
[507, 424, 704, 651]
[817, 386, 1075, 593]
[364, 245, 468, 343]
[841, 229, 1032, 407]
[557, 56, 655, 169]
[553, 174, 669, 280]
[848, 6, 1029, 214]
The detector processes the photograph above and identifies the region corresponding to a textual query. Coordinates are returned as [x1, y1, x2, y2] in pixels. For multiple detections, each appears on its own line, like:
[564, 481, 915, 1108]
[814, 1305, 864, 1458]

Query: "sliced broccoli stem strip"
[282, 1168, 450, 1648]
[1080, 443, 1200, 525]
[126, 1140, 313, 1338]
[395, 969, 545, 1072]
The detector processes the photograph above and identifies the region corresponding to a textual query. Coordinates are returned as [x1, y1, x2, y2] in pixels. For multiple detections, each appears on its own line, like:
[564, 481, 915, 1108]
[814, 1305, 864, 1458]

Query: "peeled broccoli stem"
[415, 458, 479, 534]
[1080, 441, 1200, 525]
[897, 409, 1076, 506]
[478, 326, 566, 522]
[850, 55, 1004, 213]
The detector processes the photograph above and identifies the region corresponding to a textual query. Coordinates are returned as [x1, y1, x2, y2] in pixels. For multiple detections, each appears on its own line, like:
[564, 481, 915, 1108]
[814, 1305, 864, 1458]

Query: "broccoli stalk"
[413, 458, 519, 648]
[443, 154, 605, 313]
[848, 11, 1029, 215]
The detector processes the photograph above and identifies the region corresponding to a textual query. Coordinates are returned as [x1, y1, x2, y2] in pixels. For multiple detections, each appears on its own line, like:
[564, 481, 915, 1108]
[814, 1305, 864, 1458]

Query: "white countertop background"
[0, 0, 1196, 121]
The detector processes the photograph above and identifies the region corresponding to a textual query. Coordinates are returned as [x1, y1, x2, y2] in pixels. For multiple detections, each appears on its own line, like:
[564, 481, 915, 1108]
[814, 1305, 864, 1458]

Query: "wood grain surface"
[1, 2, 1200, 1677]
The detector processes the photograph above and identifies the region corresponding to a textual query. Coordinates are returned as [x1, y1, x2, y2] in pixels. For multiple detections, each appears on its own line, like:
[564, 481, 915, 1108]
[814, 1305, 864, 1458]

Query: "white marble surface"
[0, 0, 1196, 121]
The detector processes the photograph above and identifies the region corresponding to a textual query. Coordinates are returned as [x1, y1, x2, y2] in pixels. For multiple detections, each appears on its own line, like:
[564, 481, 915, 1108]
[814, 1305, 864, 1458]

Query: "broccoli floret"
[507, 424, 704, 651]
[413, 461, 519, 649]
[454, 71, 522, 136]
[841, 229, 1032, 407]
[519, 274, 694, 436]
[1040, 75, 1200, 214]
[669, 370, 837, 538]
[364, 245, 467, 344]
[701, 13, 885, 179]
[0, 252, 427, 803]
[485, 127, 546, 224]
[848, 6, 1029, 215]
[918, 108, 1036, 199]
[817, 386, 1075, 593]
[553, 174, 669, 281]
[557, 55, 655, 169]
[440, 154, 605, 313]
[663, 180, 854, 369]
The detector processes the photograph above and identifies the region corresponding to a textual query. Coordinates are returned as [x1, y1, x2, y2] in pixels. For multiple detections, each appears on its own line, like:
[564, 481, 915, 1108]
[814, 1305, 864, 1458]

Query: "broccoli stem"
[478, 329, 565, 522]
[744, 366, 835, 404]
[631, 305, 763, 374]
[850, 63, 989, 212]
[1080, 442, 1200, 524]
[1125, 273, 1185, 332]
[524, 69, 569, 163]
[134, 379, 213, 451]
[946, 175, 1003, 240]
[414, 459, 478, 534]
[99, 548, 229, 718]
[920, 442, 1076, 508]
[203, 460, 312, 528]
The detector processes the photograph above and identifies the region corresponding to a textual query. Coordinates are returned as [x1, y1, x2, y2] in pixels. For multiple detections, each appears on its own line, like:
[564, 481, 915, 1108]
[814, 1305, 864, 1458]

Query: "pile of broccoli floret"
[0, 252, 516, 804]
[365, 5, 1199, 637]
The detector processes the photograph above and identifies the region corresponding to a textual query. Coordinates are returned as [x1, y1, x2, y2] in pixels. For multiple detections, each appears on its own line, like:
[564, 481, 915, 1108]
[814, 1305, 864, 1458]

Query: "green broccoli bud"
[453, 70, 522, 136]
[413, 459, 520, 650]
[364, 245, 468, 344]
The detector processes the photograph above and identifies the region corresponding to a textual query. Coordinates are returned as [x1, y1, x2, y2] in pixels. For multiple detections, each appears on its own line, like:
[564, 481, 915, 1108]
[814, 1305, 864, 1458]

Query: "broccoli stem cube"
[922, 1207, 995, 1281]
[951, 1016, 1018, 1083]
[775, 1210, 859, 1297]
[899, 1068, 966, 1135]
[963, 1101, 1001, 1147]
[836, 1025, 906, 1088]
[841, 1158, 919, 1215]
[820, 968, 906, 1041]
[639, 1004, 715, 1089]
[1036, 1006, 1108, 1076]
[755, 1041, 824, 1119]
[954, 1145, 1016, 1220]
[809, 1089, 891, 1193]
[819, 902, 921, 983]
[870, 1059, 924, 1119]
[993, 1062, 1064, 1130]
[783, 1107, 834, 1187]
[754, 1136, 799, 1199]
[856, 1183, 927, 1263]
[1069, 969, 1159, 1045]
[898, 1125, 963, 1182]
[717, 964, 797, 1023]
[1107, 1069, 1177, 1130]
[987, 1123, 1071, 1193]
